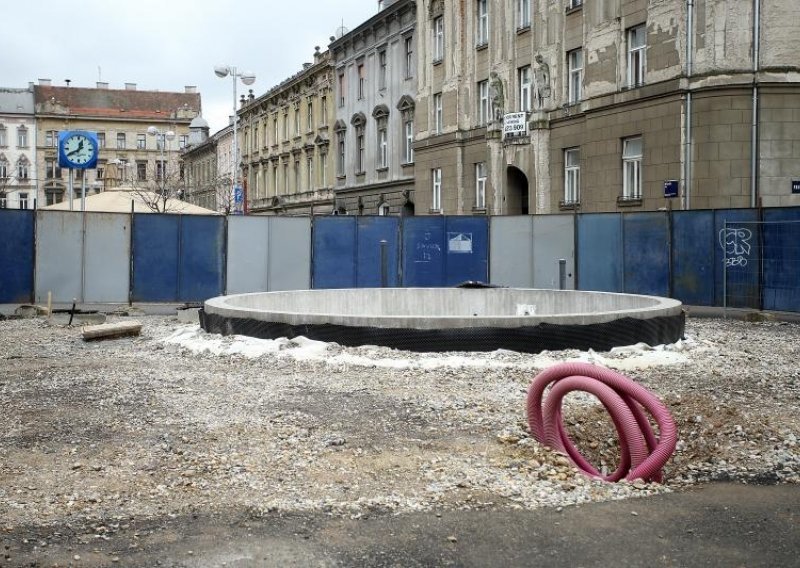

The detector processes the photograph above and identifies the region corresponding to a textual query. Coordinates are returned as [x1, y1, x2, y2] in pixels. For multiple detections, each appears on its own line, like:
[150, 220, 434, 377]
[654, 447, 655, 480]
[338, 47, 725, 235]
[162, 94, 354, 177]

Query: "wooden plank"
[82, 321, 142, 341]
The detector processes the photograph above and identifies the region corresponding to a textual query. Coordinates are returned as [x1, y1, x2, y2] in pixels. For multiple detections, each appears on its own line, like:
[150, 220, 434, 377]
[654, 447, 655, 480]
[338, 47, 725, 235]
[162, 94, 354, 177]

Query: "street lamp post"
[214, 64, 255, 215]
[147, 126, 175, 198]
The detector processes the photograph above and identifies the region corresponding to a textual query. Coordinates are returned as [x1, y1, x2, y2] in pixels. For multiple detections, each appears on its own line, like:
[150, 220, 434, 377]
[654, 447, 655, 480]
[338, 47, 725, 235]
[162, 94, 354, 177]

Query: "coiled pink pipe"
[526, 362, 677, 483]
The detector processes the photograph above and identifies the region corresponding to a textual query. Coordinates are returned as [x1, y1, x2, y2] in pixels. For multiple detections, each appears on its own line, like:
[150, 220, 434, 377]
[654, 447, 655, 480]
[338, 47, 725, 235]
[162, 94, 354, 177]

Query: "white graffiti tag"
[719, 228, 753, 268]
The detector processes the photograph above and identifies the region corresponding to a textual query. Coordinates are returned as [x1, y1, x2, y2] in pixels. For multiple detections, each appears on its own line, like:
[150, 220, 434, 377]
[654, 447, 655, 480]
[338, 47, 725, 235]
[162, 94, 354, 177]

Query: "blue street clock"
[58, 130, 99, 169]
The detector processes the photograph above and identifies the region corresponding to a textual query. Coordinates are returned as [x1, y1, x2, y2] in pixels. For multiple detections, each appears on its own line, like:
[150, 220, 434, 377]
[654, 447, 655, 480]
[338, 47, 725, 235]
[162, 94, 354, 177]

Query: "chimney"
[96, 82, 109, 89]
[38, 78, 52, 86]
[185, 85, 197, 94]
[125, 83, 137, 91]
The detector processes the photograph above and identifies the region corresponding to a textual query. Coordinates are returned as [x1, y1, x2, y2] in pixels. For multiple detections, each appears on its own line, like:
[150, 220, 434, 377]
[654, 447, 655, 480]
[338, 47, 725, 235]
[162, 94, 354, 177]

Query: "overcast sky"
[1, 0, 380, 133]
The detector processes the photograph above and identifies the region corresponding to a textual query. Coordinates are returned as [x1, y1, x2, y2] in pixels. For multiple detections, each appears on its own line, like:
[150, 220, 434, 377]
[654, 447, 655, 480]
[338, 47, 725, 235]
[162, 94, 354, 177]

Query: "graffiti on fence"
[719, 227, 752, 268]
[416, 232, 442, 263]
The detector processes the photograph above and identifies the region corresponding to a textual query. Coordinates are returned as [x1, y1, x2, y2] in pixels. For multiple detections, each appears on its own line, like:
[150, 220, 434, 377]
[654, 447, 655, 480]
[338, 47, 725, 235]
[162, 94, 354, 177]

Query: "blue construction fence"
[0, 208, 798, 312]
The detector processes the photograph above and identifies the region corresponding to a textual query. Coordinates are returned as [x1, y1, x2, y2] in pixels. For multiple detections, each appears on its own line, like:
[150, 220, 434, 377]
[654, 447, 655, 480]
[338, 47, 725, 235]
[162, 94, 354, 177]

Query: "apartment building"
[0, 86, 36, 209]
[329, 0, 418, 216]
[34, 80, 201, 206]
[413, 0, 800, 214]
[237, 48, 336, 216]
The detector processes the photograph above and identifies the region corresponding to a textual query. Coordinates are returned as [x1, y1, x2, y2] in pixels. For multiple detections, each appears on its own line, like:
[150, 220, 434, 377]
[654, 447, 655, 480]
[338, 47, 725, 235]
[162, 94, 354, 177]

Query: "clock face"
[63, 134, 96, 165]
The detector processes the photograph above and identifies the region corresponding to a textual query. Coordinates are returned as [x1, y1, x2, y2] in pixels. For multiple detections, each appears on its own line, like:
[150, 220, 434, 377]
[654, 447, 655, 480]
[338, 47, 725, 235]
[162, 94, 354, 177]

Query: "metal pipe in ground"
[380, 240, 389, 288]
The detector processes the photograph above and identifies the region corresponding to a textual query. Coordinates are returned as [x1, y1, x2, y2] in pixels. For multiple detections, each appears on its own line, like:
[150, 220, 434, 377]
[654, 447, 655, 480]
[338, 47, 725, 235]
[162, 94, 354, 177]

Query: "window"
[45, 130, 58, 147]
[433, 16, 445, 62]
[45, 158, 62, 179]
[0, 126, 6, 147]
[0, 196, 5, 208]
[432, 167, 442, 211]
[356, 127, 365, 173]
[517, 0, 531, 29]
[564, 148, 580, 204]
[321, 97, 328, 125]
[17, 127, 28, 148]
[475, 162, 486, 209]
[96, 162, 105, 183]
[378, 202, 390, 216]
[623, 137, 643, 199]
[478, 80, 490, 125]
[433, 92, 443, 134]
[567, 0, 583, 9]
[404, 36, 414, 78]
[97, 132, 105, 148]
[17, 162, 28, 180]
[117, 133, 126, 149]
[628, 25, 647, 88]
[567, 48, 583, 104]
[476, 0, 489, 46]
[357, 64, 366, 100]
[179, 135, 189, 149]
[338, 72, 346, 107]
[404, 120, 414, 163]
[519, 66, 532, 112]
[338, 132, 346, 176]
[307, 100, 314, 131]
[283, 111, 289, 140]
[283, 162, 289, 194]
[379, 50, 387, 90]
[321, 152, 328, 186]
[137, 133, 146, 149]
[19, 192, 28, 210]
[137, 161, 147, 181]
[0, 161, 8, 179]
[307, 155, 314, 188]
[294, 159, 300, 192]
[378, 122, 388, 168]
[273, 164, 279, 195]
[273, 116, 279, 144]
[295, 108, 300, 136]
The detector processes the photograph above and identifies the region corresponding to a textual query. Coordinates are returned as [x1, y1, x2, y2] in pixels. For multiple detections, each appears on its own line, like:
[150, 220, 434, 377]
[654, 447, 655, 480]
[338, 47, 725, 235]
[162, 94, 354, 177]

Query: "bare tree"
[126, 162, 187, 214]
[184, 173, 237, 215]
[0, 172, 16, 208]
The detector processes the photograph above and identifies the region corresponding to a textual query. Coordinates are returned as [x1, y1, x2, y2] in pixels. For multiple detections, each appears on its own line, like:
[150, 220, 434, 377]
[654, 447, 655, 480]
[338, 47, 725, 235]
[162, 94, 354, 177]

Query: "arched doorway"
[506, 166, 529, 215]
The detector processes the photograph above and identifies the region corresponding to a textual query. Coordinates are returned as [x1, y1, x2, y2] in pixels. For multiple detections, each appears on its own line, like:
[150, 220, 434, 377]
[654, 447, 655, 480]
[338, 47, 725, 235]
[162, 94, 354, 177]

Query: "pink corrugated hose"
[526, 362, 677, 483]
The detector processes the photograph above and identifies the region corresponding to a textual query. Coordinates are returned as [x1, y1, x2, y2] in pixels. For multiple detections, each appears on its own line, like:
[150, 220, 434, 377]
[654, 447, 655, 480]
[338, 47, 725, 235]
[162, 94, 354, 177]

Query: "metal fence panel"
[35, 211, 84, 303]
[533, 215, 575, 290]
[226, 216, 269, 295]
[762, 208, 800, 312]
[268, 217, 311, 291]
[623, 212, 670, 297]
[715, 209, 760, 308]
[83, 213, 131, 303]
[402, 216, 446, 287]
[489, 216, 534, 287]
[671, 210, 715, 306]
[0, 210, 34, 303]
[132, 214, 180, 302]
[576, 213, 623, 292]
[312, 216, 357, 289]
[444, 216, 489, 286]
[179, 216, 225, 302]
[356, 217, 400, 287]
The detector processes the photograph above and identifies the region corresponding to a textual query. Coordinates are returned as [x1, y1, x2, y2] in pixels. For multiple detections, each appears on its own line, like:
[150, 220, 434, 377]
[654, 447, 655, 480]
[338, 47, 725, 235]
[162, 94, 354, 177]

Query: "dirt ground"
[0, 314, 798, 566]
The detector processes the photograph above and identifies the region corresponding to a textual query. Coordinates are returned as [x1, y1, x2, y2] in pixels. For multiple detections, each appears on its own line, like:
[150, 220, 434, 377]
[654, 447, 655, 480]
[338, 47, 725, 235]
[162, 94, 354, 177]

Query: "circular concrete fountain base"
[201, 288, 685, 354]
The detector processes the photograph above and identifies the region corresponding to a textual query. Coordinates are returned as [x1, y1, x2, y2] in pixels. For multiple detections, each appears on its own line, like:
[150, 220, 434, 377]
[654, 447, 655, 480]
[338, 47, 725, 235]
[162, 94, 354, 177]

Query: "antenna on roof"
[335, 18, 348, 38]
[98, 66, 102, 82]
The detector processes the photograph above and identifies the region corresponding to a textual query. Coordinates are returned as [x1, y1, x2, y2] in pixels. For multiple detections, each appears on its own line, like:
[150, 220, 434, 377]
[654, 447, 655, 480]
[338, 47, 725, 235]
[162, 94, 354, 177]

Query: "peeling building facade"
[413, 0, 800, 215]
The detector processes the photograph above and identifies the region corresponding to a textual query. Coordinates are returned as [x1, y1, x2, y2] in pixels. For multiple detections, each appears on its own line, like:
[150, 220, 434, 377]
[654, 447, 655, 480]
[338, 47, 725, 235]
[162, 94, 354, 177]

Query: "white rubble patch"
[162, 324, 696, 372]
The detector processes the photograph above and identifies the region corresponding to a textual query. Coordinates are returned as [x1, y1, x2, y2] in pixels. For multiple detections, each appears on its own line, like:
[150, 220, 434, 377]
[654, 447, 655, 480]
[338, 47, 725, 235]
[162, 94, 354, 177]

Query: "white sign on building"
[503, 112, 528, 139]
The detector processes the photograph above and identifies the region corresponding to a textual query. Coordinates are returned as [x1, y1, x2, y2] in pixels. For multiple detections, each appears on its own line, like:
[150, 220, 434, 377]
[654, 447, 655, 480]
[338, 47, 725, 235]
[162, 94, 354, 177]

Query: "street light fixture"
[214, 64, 255, 214]
[147, 126, 175, 196]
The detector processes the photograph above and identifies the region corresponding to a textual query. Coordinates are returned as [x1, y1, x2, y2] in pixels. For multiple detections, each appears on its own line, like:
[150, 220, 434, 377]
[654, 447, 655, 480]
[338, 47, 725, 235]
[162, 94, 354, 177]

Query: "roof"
[0, 88, 35, 115]
[34, 85, 201, 121]
[42, 187, 220, 215]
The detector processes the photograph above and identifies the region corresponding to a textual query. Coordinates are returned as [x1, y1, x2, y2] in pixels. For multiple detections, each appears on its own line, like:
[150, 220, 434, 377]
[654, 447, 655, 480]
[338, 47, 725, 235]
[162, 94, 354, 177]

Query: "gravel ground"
[0, 314, 798, 543]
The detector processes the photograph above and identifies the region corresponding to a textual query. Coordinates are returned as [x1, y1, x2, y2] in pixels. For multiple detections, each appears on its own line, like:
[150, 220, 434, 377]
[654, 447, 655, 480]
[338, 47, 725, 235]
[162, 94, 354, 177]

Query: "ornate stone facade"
[413, 0, 800, 215]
